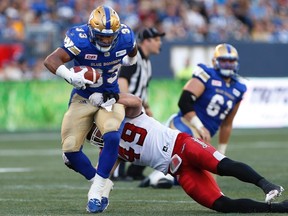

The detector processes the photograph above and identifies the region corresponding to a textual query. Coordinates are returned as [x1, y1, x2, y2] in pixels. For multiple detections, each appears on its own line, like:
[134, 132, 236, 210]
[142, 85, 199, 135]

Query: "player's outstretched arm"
[44, 48, 93, 89]
[44, 48, 71, 74]
[118, 93, 142, 118]
[89, 92, 142, 117]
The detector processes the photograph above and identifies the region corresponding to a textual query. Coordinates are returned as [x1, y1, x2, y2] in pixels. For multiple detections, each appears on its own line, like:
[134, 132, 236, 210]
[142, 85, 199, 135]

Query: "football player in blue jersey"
[141, 43, 248, 188]
[169, 43, 246, 155]
[43, 5, 137, 213]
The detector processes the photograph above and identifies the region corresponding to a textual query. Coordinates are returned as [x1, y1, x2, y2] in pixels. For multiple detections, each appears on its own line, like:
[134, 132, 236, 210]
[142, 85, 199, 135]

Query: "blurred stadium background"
[1, 0, 288, 131]
[0, 0, 288, 215]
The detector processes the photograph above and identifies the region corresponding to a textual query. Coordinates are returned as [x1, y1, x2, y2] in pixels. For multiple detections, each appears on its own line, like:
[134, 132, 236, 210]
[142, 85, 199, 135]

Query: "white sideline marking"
[0, 168, 32, 173]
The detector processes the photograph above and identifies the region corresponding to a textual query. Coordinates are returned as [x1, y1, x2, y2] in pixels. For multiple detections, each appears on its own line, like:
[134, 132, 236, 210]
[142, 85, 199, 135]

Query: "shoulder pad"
[193, 65, 204, 76]
[63, 25, 90, 55]
[118, 24, 135, 46]
[193, 65, 210, 83]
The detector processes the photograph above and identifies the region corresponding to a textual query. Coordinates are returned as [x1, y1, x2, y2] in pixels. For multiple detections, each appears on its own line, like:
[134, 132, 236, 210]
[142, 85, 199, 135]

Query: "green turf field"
[0, 128, 287, 216]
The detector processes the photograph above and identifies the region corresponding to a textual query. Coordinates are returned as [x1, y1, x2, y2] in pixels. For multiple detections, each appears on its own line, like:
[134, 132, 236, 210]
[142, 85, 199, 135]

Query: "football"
[71, 65, 101, 83]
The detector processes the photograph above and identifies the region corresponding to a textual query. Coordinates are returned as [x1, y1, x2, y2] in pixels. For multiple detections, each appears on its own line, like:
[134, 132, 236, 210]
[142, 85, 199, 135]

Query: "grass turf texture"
[0, 128, 287, 216]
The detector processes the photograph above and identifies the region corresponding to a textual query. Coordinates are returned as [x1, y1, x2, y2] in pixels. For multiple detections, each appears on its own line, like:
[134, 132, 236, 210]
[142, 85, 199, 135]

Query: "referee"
[116, 27, 165, 181]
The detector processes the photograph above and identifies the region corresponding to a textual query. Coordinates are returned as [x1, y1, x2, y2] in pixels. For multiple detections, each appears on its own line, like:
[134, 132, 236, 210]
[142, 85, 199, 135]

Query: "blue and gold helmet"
[88, 5, 121, 52]
[212, 43, 239, 77]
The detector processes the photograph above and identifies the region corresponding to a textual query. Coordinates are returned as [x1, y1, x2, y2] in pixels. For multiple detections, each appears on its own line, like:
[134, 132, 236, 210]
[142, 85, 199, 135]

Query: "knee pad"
[96, 104, 125, 134]
[62, 136, 81, 152]
[102, 118, 122, 133]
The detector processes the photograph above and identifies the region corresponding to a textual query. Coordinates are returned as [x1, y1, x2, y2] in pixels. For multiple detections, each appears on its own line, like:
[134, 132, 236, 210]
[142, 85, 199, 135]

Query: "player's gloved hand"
[68, 67, 94, 90]
[55, 65, 93, 90]
[89, 92, 103, 106]
[102, 93, 119, 108]
[89, 92, 119, 107]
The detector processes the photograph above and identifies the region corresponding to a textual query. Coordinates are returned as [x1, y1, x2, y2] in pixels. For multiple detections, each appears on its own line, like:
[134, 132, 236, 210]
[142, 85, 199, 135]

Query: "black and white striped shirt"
[119, 47, 152, 104]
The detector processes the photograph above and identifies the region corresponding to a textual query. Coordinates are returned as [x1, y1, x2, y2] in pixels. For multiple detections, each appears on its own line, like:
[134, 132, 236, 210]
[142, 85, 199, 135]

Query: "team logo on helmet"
[88, 5, 121, 52]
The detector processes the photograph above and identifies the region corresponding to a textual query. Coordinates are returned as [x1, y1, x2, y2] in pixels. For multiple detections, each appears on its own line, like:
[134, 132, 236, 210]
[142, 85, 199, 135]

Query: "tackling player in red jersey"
[88, 92, 287, 213]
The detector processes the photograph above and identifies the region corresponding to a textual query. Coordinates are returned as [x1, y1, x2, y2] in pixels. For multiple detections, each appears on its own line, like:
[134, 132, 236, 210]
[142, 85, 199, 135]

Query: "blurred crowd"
[1, 0, 288, 80]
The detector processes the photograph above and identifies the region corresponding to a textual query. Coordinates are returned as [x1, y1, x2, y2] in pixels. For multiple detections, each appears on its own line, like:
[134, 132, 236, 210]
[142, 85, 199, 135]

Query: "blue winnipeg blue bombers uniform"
[47, 6, 138, 213]
[61, 24, 135, 99]
[60, 23, 136, 180]
[172, 63, 247, 137]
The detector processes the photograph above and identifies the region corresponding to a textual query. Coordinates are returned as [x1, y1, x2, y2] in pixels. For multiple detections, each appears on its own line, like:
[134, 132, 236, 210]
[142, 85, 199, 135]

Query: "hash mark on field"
[0, 168, 32, 173]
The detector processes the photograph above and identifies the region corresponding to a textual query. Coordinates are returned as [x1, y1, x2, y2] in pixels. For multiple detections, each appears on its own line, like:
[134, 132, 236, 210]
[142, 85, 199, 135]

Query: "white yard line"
[0, 149, 60, 156]
[0, 132, 60, 142]
[0, 141, 286, 157]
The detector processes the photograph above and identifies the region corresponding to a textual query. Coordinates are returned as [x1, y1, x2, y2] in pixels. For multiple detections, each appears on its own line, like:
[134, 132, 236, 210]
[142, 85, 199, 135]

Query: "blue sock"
[97, 131, 121, 178]
[64, 151, 96, 180]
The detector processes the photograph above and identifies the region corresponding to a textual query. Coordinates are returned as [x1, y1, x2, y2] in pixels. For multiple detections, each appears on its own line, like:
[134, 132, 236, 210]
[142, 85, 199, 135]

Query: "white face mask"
[215, 58, 238, 77]
[219, 69, 234, 77]
[95, 43, 112, 52]
[88, 25, 118, 53]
